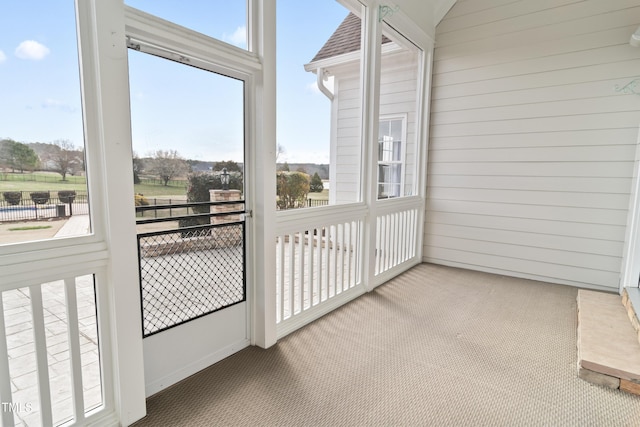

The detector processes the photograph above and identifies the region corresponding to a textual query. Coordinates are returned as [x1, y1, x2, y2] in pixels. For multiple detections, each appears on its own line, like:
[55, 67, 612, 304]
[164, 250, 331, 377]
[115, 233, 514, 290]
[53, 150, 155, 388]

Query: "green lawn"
[307, 189, 329, 201]
[0, 172, 87, 192]
[134, 182, 187, 197]
[1, 172, 188, 197]
[2, 172, 331, 201]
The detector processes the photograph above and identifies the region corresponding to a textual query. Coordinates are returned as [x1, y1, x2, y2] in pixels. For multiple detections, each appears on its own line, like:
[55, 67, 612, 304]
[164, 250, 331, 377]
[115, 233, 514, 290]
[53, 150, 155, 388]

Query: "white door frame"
[620, 125, 640, 292]
[124, 6, 260, 396]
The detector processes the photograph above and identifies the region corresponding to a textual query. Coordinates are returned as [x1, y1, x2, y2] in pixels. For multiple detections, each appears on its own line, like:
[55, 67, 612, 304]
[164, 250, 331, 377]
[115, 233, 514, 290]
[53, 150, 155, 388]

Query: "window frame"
[377, 115, 407, 200]
[0, 0, 109, 282]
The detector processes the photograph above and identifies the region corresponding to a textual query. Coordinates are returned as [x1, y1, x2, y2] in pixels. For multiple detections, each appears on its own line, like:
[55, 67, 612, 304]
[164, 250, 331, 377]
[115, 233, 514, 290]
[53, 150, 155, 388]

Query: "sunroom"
[0, 0, 640, 426]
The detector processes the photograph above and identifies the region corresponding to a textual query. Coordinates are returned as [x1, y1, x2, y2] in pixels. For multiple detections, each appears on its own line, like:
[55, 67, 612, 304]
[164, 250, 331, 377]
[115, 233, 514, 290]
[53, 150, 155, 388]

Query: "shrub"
[310, 172, 324, 193]
[3, 191, 22, 206]
[180, 173, 217, 233]
[58, 190, 76, 203]
[276, 171, 310, 210]
[179, 172, 244, 235]
[30, 191, 50, 205]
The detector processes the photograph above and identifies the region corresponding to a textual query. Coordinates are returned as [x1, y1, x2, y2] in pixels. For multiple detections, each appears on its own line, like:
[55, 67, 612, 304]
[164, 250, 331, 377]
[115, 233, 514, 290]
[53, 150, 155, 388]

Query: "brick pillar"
[210, 190, 243, 247]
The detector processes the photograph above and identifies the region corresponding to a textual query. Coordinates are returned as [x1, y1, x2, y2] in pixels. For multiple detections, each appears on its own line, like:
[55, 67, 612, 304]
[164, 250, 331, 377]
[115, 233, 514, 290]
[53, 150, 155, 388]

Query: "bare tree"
[132, 152, 143, 184]
[146, 149, 190, 186]
[48, 139, 82, 181]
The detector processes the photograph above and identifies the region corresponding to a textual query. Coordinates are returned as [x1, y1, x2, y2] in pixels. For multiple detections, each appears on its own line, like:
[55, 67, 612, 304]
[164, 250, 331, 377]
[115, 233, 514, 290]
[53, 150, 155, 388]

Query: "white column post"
[251, 0, 278, 348]
[82, 0, 147, 424]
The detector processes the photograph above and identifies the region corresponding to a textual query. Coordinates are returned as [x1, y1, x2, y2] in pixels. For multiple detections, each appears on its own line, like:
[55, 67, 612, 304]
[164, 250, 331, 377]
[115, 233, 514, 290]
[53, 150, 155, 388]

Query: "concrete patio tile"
[47, 341, 70, 359]
[2, 306, 27, 318]
[84, 386, 103, 410]
[48, 359, 73, 378]
[80, 350, 99, 367]
[7, 342, 34, 359]
[3, 309, 32, 328]
[82, 361, 102, 390]
[49, 374, 73, 404]
[19, 409, 43, 427]
[11, 370, 38, 391]
[8, 359, 36, 384]
[5, 320, 33, 336]
[6, 329, 34, 353]
[10, 385, 39, 412]
[45, 319, 69, 336]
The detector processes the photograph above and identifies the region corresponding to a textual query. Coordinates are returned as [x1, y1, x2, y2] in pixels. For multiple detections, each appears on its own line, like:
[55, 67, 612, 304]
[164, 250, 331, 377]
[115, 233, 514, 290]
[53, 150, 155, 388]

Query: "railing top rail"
[135, 209, 247, 225]
[275, 203, 368, 235]
[135, 199, 244, 212]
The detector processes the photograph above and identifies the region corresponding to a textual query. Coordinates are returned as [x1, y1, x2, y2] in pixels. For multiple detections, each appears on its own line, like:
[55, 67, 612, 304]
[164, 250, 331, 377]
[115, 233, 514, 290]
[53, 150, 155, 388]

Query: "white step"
[577, 290, 640, 395]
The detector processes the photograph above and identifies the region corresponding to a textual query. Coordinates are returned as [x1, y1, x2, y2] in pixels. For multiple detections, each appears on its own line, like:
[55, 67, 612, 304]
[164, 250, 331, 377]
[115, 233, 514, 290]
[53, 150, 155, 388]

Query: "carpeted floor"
[132, 263, 640, 426]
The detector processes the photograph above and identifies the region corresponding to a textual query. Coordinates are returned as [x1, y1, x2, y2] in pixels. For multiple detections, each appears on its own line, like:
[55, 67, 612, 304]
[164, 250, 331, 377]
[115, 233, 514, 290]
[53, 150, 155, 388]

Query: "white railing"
[275, 205, 366, 337]
[0, 272, 111, 427]
[374, 199, 422, 279]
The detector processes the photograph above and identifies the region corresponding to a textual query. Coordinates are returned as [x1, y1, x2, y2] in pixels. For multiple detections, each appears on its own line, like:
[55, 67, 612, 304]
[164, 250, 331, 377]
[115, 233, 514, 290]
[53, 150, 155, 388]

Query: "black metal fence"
[135, 197, 192, 218]
[0, 191, 89, 222]
[138, 178, 187, 188]
[136, 200, 247, 337]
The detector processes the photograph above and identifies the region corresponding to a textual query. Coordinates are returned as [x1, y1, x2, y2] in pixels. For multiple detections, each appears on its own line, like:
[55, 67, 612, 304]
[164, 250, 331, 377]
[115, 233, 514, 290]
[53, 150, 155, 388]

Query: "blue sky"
[0, 1, 350, 164]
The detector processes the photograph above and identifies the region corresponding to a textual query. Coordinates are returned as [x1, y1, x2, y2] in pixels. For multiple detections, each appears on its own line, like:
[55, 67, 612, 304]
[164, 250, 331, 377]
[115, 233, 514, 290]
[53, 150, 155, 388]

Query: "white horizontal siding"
[425, 0, 640, 290]
[332, 48, 420, 203]
[432, 59, 640, 99]
[436, 4, 640, 58]
[332, 75, 361, 204]
[430, 129, 639, 149]
[429, 161, 635, 178]
[436, 0, 640, 47]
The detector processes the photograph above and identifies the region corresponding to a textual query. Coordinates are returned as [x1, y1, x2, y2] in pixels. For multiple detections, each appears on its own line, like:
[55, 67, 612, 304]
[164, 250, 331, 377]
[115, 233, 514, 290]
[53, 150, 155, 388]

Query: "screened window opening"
[125, 1, 248, 50]
[279, 1, 365, 209]
[376, 23, 422, 199]
[0, 1, 91, 245]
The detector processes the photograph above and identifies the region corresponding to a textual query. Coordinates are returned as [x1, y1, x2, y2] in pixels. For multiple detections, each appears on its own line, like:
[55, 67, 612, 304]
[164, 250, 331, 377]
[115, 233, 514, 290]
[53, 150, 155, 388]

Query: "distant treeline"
[277, 163, 329, 180]
[188, 160, 330, 180]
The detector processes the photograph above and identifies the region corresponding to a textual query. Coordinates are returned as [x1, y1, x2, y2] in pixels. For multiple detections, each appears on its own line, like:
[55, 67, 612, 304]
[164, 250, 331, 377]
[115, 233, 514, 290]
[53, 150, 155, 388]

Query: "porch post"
[250, 0, 278, 348]
[362, 2, 383, 292]
[87, 0, 147, 423]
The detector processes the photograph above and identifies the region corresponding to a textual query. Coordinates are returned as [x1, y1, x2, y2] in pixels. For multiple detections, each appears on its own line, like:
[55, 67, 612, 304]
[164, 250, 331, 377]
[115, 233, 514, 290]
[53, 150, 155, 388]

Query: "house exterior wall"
[379, 50, 420, 198]
[424, 0, 640, 291]
[331, 50, 420, 204]
[331, 64, 362, 204]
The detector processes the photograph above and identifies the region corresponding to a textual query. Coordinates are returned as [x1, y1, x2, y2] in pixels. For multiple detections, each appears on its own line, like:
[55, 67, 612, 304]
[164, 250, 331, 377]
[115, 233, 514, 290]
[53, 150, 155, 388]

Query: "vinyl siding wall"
[331, 50, 420, 203]
[332, 65, 362, 204]
[424, 0, 640, 291]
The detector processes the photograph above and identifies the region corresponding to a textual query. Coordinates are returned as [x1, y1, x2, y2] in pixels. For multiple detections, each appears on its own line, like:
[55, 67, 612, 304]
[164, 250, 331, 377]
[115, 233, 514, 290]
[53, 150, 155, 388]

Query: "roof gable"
[310, 12, 390, 63]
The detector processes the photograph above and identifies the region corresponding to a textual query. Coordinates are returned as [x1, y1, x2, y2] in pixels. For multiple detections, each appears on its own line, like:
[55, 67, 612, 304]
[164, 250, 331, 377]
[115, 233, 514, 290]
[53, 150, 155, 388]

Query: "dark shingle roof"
[310, 12, 391, 63]
[311, 13, 361, 62]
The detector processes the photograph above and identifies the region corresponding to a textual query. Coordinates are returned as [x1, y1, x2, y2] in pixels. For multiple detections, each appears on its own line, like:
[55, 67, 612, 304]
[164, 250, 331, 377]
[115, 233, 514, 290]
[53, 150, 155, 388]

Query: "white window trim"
[377, 115, 408, 199]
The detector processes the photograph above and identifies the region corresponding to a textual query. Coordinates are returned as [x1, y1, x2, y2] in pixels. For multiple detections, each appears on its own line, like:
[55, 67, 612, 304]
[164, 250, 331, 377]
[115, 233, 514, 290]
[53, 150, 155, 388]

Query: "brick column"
[210, 190, 243, 247]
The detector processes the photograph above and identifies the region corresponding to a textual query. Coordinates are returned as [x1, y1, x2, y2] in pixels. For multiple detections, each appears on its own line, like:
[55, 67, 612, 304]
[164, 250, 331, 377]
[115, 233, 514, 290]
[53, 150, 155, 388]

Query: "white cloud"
[15, 40, 50, 60]
[223, 26, 247, 48]
[42, 98, 76, 113]
[0, 50, 6, 63]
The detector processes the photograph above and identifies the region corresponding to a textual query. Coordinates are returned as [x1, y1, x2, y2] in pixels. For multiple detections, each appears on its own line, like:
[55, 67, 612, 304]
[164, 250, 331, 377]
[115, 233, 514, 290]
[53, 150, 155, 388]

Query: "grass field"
[134, 182, 188, 197]
[1, 172, 331, 201]
[0, 172, 88, 192]
[0, 172, 188, 197]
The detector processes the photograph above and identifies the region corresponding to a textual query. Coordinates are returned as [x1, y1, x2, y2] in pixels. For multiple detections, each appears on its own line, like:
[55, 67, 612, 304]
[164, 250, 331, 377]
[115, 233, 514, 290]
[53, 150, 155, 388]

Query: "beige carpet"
[133, 263, 640, 426]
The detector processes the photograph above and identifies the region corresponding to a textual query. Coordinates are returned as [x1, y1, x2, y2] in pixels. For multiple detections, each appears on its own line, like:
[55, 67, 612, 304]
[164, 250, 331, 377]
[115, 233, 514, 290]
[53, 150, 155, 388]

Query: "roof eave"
[304, 42, 403, 75]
